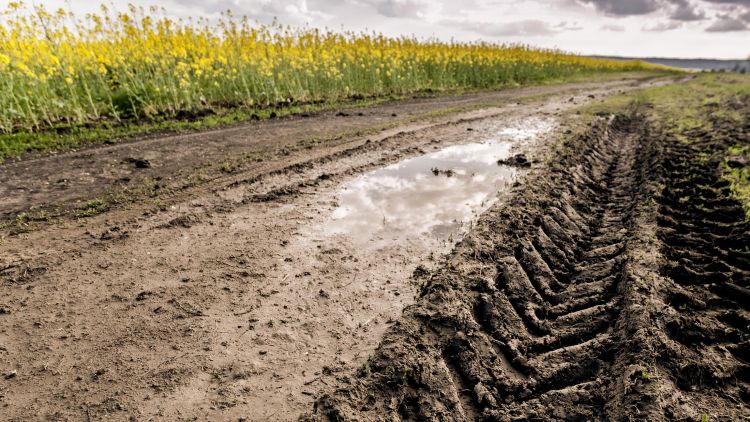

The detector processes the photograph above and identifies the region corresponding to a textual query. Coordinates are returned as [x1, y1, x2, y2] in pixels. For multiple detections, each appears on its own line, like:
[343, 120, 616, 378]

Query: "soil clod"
[497, 153, 531, 168]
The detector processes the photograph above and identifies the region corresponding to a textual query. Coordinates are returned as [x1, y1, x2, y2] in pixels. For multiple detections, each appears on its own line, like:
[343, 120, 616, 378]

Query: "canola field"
[0, 3, 663, 137]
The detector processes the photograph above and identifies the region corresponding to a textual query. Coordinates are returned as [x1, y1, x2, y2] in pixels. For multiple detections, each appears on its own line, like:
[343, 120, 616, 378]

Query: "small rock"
[5, 370, 17, 380]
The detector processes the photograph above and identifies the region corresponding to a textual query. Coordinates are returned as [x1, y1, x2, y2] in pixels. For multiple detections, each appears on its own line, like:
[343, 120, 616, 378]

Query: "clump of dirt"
[305, 108, 750, 420]
[123, 157, 152, 169]
[430, 167, 455, 177]
[497, 153, 531, 168]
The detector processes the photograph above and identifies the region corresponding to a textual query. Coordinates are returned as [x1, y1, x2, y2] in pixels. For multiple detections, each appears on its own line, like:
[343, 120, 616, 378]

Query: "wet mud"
[0, 77, 693, 421]
[307, 107, 750, 421]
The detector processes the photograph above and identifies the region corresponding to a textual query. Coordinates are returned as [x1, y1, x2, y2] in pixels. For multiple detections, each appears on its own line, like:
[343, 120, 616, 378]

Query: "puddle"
[325, 117, 553, 247]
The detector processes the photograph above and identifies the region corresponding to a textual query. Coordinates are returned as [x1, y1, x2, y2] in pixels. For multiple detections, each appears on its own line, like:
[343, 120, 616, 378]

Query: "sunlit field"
[0, 2, 665, 138]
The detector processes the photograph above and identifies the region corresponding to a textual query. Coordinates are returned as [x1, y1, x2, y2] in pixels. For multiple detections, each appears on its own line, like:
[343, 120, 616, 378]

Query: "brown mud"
[0, 75, 663, 224]
[307, 106, 750, 420]
[5, 75, 739, 422]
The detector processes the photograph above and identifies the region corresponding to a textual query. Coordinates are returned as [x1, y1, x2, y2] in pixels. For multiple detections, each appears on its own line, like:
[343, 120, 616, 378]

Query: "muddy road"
[308, 96, 750, 420]
[3, 74, 745, 422]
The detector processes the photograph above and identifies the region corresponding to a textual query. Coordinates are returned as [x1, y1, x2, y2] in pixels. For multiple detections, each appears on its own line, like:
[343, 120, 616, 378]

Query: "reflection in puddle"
[325, 118, 552, 247]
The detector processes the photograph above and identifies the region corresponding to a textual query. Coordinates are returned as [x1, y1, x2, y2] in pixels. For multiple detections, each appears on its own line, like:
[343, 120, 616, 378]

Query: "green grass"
[0, 70, 672, 163]
[724, 145, 750, 220]
[0, 95, 391, 163]
[590, 72, 750, 218]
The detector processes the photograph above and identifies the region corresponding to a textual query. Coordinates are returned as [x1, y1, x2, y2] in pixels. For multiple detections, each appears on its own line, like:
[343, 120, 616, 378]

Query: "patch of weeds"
[220, 161, 238, 173]
[588, 73, 750, 140]
[724, 165, 750, 221]
[75, 199, 109, 218]
[2, 210, 50, 233]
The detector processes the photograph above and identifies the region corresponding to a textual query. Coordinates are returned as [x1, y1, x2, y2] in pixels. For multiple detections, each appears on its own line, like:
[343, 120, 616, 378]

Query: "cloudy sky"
[39, 0, 750, 59]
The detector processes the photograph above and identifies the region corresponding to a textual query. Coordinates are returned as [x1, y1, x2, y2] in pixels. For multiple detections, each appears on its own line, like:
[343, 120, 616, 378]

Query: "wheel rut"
[306, 106, 750, 421]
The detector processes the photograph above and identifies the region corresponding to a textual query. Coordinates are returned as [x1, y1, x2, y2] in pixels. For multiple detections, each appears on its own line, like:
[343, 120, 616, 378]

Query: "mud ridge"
[305, 106, 750, 420]
[653, 111, 750, 418]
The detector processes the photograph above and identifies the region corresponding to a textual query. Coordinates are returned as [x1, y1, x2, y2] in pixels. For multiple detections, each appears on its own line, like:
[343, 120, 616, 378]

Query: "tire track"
[306, 104, 750, 420]
[656, 121, 750, 415]
[306, 113, 654, 421]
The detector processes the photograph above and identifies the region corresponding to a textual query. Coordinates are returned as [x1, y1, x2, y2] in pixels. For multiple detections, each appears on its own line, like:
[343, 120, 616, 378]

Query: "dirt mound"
[305, 110, 750, 420]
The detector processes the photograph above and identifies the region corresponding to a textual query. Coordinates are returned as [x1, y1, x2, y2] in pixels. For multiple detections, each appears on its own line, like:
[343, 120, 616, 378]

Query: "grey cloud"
[577, 0, 661, 16]
[577, 0, 714, 20]
[443, 18, 562, 37]
[554, 21, 584, 30]
[601, 23, 626, 31]
[171, 0, 329, 23]
[706, 14, 749, 29]
[701, 0, 750, 6]
[643, 20, 683, 30]
[670, 0, 706, 20]
[701, 0, 750, 24]
[359, 0, 441, 18]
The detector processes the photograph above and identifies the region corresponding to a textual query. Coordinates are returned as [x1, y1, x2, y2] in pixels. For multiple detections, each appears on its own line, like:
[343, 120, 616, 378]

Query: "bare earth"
[0, 76, 680, 421]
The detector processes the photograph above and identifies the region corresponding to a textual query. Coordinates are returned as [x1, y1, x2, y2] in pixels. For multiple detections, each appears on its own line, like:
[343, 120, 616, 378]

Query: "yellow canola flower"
[0, 2, 667, 134]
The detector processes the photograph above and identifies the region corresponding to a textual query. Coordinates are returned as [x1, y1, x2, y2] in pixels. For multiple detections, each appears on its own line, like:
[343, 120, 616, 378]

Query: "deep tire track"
[655, 117, 750, 415]
[306, 113, 655, 421]
[305, 105, 750, 421]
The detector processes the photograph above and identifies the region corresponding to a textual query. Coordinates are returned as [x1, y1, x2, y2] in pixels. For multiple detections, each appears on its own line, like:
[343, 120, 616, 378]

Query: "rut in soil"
[306, 109, 750, 421]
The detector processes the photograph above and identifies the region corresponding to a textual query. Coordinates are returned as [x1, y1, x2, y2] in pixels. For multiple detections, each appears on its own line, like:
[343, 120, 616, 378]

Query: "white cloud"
[643, 20, 684, 30]
[357, 0, 442, 18]
[29, 0, 750, 59]
[172, 0, 331, 23]
[443, 18, 563, 37]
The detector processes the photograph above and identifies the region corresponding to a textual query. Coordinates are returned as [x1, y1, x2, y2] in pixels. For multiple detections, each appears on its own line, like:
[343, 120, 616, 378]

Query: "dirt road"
[308, 96, 750, 421]
[3, 75, 731, 421]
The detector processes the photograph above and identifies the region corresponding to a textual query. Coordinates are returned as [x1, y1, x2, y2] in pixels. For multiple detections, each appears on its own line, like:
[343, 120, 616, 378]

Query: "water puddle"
[324, 117, 553, 248]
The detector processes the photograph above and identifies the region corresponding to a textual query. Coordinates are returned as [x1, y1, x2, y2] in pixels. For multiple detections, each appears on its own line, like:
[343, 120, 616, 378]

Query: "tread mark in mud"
[457, 118, 645, 420]
[307, 110, 750, 421]
[657, 130, 750, 408]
